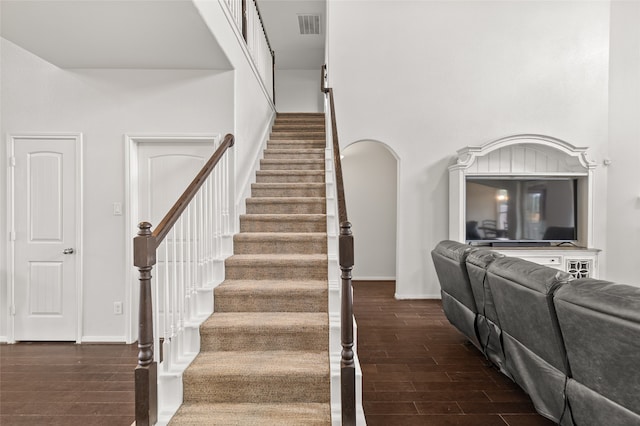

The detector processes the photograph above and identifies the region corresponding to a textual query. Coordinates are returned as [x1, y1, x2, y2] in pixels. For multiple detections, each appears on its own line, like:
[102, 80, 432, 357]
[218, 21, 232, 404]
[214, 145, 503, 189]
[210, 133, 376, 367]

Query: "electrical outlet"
[114, 301, 123, 315]
[113, 202, 122, 216]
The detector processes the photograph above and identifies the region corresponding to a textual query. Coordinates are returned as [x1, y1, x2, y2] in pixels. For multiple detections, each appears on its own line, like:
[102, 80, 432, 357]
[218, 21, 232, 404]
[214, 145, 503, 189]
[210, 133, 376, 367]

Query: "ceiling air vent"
[298, 14, 321, 35]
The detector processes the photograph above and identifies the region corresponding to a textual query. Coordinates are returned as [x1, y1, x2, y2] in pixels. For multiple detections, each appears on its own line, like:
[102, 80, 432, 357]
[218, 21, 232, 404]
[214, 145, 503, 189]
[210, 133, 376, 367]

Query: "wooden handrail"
[322, 64, 356, 426]
[252, 0, 274, 55]
[153, 134, 235, 242]
[133, 133, 235, 425]
[254, 0, 276, 106]
[322, 65, 348, 224]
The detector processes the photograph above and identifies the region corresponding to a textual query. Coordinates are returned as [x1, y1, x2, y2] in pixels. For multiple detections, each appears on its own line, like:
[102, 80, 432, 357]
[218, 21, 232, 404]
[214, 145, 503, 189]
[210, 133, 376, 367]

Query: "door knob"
[63, 248, 75, 254]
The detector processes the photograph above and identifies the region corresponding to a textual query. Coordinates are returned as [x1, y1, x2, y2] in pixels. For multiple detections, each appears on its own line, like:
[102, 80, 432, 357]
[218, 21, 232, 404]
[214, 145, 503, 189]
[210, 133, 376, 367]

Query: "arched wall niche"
[342, 140, 399, 281]
[449, 134, 597, 248]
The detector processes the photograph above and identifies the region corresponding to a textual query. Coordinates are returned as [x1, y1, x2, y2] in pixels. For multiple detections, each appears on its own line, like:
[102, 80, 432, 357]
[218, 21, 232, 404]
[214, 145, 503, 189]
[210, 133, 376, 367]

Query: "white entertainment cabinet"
[449, 134, 600, 279]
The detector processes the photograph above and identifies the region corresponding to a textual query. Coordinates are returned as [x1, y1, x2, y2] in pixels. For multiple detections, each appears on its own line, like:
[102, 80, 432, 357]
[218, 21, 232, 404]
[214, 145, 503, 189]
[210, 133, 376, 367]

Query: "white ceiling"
[257, 0, 326, 70]
[0, 0, 325, 71]
[0, 0, 232, 69]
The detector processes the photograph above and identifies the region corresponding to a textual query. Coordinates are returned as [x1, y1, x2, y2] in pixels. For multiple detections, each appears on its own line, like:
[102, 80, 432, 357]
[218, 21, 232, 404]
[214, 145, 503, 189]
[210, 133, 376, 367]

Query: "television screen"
[465, 177, 577, 243]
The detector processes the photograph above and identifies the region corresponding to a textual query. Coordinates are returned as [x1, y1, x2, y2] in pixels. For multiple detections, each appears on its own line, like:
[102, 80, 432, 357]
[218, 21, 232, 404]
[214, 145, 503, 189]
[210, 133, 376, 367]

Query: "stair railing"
[223, 0, 276, 103]
[321, 64, 356, 425]
[133, 134, 235, 426]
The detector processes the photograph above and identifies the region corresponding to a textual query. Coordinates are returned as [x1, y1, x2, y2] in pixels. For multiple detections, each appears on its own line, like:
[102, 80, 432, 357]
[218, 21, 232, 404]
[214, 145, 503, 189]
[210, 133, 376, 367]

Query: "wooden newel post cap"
[340, 221, 352, 236]
[226, 134, 235, 148]
[137, 222, 152, 236]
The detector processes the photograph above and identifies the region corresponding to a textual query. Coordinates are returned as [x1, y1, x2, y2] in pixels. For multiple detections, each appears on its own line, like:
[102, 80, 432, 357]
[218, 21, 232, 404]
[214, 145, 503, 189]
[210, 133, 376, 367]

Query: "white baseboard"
[394, 293, 442, 300]
[0, 336, 8, 343]
[81, 335, 128, 343]
[352, 276, 396, 281]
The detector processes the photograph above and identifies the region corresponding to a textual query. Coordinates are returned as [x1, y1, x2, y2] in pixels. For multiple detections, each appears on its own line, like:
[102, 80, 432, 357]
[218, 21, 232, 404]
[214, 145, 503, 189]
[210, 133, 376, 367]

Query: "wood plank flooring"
[1, 281, 554, 425]
[0, 342, 137, 425]
[353, 280, 555, 426]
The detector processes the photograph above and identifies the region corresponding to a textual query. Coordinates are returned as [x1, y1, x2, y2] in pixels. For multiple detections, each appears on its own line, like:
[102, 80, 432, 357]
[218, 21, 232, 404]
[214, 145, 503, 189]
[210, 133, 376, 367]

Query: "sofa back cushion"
[466, 249, 504, 325]
[554, 279, 640, 415]
[487, 257, 572, 373]
[431, 240, 477, 312]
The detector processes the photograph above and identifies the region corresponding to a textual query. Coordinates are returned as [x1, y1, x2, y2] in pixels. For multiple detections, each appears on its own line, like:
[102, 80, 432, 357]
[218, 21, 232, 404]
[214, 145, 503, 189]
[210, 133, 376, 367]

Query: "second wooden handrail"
[322, 65, 348, 224]
[322, 64, 356, 426]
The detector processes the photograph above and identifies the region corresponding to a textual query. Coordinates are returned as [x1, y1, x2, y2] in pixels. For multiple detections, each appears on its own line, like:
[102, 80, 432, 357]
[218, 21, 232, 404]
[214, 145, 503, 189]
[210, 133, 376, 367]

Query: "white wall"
[342, 141, 397, 280]
[275, 69, 323, 112]
[605, 0, 640, 286]
[328, 0, 610, 298]
[0, 38, 235, 340]
[193, 0, 277, 212]
[0, 0, 278, 341]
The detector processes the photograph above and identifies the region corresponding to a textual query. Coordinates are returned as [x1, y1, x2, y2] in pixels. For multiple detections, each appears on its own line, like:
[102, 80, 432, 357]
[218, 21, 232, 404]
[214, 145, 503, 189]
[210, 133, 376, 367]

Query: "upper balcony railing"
[223, 0, 275, 103]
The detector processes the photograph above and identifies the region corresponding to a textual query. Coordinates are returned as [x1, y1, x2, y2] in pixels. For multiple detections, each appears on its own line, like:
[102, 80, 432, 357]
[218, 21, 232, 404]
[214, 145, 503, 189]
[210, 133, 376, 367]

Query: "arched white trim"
[450, 134, 597, 173]
[344, 139, 401, 162]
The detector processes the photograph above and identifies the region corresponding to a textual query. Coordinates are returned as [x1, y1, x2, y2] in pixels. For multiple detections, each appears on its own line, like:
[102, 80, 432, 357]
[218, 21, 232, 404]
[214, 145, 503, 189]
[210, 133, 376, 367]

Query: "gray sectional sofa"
[431, 240, 640, 426]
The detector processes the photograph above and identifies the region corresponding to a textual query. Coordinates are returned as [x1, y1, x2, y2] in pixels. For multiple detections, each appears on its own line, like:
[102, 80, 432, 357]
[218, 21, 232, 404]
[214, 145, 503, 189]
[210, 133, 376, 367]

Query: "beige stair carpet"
[170, 113, 331, 425]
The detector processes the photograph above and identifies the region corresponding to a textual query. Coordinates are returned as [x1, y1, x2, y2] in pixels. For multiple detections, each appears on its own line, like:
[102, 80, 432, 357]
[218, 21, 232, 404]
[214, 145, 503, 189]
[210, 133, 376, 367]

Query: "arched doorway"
[342, 140, 398, 281]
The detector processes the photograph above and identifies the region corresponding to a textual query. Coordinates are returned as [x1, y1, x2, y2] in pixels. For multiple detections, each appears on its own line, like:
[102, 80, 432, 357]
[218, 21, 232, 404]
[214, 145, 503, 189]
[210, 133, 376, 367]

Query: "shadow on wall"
[421, 156, 453, 297]
[342, 140, 398, 281]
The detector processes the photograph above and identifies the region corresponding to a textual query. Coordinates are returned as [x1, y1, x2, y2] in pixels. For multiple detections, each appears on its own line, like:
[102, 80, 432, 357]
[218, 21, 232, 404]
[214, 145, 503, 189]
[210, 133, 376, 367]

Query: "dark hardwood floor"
[354, 280, 555, 426]
[0, 342, 137, 425]
[1, 282, 553, 425]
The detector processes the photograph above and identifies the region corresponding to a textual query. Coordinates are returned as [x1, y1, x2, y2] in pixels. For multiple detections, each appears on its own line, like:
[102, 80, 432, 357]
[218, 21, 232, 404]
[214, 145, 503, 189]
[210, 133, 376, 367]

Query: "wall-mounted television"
[465, 177, 578, 244]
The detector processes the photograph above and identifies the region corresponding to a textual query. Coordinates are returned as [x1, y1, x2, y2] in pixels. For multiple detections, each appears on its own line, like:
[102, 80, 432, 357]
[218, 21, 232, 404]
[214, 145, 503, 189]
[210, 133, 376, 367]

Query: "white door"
[137, 141, 217, 226]
[12, 136, 80, 341]
[125, 136, 219, 343]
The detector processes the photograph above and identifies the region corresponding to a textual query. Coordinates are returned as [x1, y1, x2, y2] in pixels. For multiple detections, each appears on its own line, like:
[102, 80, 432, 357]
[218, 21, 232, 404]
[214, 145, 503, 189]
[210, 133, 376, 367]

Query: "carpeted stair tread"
[214, 280, 328, 312]
[226, 253, 327, 263]
[272, 123, 326, 131]
[170, 402, 331, 425]
[233, 232, 327, 254]
[185, 350, 329, 377]
[182, 351, 330, 404]
[240, 214, 326, 232]
[256, 170, 325, 183]
[260, 159, 325, 170]
[225, 254, 327, 281]
[199, 312, 328, 351]
[245, 197, 326, 214]
[251, 182, 326, 197]
[267, 140, 326, 150]
[201, 312, 328, 331]
[270, 134, 325, 141]
[264, 149, 325, 159]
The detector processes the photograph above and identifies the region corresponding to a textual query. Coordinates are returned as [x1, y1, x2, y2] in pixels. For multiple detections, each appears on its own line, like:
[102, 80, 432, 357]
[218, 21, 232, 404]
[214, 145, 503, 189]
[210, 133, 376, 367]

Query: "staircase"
[169, 113, 332, 425]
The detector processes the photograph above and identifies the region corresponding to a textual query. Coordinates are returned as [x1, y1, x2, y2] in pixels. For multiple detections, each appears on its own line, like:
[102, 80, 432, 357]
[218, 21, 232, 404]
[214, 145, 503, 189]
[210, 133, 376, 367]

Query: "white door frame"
[124, 134, 220, 343]
[6, 133, 84, 344]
